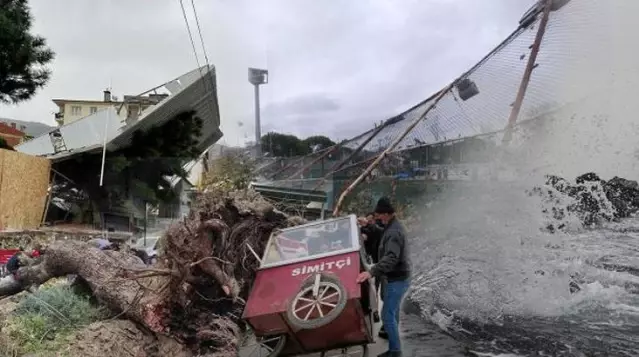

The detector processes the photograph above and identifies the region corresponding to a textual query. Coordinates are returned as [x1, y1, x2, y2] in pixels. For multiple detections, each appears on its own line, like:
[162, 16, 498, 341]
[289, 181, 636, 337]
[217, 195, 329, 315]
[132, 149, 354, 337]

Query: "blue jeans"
[381, 279, 410, 352]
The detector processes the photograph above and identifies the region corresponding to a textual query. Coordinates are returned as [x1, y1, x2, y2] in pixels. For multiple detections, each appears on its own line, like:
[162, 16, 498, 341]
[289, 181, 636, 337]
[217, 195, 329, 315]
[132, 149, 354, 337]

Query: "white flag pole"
[99, 81, 112, 187]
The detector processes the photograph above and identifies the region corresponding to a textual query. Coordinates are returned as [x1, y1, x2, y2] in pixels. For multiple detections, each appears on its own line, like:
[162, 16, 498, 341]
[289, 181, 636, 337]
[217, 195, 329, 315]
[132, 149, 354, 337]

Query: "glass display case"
[261, 215, 360, 268]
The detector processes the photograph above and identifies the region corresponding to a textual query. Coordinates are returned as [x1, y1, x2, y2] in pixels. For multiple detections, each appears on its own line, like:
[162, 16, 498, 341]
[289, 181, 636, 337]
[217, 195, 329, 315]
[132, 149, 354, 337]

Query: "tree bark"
[6, 241, 175, 333]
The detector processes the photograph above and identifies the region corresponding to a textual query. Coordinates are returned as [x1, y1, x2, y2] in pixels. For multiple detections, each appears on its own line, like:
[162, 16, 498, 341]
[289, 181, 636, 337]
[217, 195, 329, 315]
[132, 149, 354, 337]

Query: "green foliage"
[0, 0, 55, 104]
[15, 285, 107, 324]
[342, 186, 376, 215]
[261, 132, 336, 157]
[201, 151, 255, 191]
[301, 135, 336, 152]
[261, 132, 305, 157]
[55, 110, 203, 210]
[2, 314, 54, 355]
[0, 285, 106, 356]
[339, 179, 419, 219]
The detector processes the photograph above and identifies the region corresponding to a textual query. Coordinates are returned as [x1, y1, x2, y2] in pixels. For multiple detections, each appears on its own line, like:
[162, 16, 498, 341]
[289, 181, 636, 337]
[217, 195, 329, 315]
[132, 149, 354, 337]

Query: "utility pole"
[248, 68, 268, 158]
[502, 0, 553, 144]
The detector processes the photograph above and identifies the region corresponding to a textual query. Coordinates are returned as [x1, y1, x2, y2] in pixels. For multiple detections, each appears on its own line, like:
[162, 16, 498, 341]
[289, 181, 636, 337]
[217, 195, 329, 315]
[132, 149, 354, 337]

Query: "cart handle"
[359, 247, 373, 272]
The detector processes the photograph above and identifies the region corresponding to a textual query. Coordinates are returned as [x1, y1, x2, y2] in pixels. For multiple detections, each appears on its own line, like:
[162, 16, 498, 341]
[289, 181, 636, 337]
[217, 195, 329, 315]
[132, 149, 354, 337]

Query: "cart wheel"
[239, 334, 287, 357]
[286, 273, 347, 330]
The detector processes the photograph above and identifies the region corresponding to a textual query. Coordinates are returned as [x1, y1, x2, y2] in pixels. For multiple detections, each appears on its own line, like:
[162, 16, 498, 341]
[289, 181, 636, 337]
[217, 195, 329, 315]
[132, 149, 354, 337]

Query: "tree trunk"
[7, 241, 173, 332]
[1, 188, 300, 356]
[3, 240, 242, 356]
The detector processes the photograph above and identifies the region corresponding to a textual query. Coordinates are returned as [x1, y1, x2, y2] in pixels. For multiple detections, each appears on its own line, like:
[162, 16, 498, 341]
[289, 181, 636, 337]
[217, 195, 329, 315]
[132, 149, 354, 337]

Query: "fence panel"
[258, 0, 627, 213]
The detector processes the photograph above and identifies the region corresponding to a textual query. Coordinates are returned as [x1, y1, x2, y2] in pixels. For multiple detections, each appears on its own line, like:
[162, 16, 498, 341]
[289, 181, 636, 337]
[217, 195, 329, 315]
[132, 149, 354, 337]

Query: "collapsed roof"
[16, 66, 223, 163]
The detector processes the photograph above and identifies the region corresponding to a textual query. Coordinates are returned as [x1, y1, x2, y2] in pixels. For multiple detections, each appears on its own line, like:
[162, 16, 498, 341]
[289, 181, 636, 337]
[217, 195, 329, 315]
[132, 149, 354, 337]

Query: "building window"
[127, 105, 140, 120]
[71, 106, 82, 115]
[90, 106, 98, 114]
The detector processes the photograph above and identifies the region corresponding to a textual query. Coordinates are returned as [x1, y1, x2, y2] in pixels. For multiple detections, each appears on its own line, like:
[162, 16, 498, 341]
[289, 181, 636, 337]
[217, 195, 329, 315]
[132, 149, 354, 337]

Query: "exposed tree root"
[1, 188, 303, 356]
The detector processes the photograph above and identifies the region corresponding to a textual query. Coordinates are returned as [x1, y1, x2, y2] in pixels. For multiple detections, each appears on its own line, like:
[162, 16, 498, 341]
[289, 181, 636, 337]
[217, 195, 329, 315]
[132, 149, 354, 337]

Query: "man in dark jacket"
[360, 212, 384, 326]
[360, 212, 382, 264]
[357, 197, 411, 357]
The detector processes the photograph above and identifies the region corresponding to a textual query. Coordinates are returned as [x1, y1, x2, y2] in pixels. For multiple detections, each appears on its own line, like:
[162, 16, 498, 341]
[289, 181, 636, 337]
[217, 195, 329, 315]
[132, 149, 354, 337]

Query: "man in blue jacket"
[357, 197, 411, 357]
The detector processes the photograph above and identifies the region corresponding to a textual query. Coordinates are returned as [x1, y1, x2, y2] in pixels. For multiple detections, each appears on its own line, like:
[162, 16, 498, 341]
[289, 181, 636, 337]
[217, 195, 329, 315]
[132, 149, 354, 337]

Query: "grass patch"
[0, 284, 107, 356]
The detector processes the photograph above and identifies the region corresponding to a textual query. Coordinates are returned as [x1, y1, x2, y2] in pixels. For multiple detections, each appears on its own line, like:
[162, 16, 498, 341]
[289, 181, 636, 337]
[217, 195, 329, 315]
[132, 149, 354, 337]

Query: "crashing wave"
[406, 177, 639, 356]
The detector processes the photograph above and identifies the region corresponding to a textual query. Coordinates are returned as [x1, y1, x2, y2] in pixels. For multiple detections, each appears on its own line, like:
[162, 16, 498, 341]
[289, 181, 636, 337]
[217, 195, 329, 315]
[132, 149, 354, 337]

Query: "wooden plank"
[0, 149, 51, 230]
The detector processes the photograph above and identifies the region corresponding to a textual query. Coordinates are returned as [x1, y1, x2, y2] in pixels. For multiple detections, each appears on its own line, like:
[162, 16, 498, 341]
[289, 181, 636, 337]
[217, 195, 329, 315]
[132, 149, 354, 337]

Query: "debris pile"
[529, 172, 639, 232]
[0, 188, 303, 356]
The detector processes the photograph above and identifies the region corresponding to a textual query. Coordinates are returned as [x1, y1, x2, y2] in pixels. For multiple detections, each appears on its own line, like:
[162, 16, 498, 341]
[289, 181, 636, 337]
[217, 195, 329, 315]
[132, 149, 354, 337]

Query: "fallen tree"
[0, 188, 303, 356]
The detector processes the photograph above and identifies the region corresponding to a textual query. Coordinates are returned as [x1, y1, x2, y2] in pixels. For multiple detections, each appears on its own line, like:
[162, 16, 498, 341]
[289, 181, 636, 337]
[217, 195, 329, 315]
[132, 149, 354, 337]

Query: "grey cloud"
[1, 0, 536, 145]
[263, 93, 340, 117]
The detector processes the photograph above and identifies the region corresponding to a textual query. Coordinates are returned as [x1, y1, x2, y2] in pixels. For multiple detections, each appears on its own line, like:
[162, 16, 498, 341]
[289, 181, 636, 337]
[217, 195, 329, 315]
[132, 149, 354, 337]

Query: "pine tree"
[0, 0, 54, 103]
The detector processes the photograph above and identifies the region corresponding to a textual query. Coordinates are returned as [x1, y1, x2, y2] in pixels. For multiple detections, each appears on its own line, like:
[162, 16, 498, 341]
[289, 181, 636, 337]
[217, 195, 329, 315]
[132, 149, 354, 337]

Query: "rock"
[576, 172, 602, 184]
[569, 281, 581, 294]
[608, 176, 639, 190]
[604, 176, 639, 218]
[531, 173, 639, 232]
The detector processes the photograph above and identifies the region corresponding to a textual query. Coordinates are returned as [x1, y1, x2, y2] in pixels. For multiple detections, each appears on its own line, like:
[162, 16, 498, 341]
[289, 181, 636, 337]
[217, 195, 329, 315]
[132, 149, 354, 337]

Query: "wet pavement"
[299, 312, 467, 357]
[395, 312, 467, 357]
[240, 310, 468, 357]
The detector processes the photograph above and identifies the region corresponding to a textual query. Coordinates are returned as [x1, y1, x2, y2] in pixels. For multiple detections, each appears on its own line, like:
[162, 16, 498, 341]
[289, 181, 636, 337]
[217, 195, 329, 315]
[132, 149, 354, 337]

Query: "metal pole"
[254, 84, 262, 158]
[502, 0, 552, 144]
[99, 107, 110, 186]
[50, 168, 75, 184]
[40, 172, 56, 226]
[144, 201, 148, 246]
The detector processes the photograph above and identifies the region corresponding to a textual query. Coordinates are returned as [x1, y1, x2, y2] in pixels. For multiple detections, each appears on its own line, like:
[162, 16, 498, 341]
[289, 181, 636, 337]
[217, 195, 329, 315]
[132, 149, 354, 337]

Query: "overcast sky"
[0, 0, 534, 145]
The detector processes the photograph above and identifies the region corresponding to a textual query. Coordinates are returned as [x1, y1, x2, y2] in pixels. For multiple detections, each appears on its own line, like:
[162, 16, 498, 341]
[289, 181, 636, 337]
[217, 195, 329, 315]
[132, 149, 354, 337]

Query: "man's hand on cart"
[356, 271, 371, 284]
[357, 217, 368, 227]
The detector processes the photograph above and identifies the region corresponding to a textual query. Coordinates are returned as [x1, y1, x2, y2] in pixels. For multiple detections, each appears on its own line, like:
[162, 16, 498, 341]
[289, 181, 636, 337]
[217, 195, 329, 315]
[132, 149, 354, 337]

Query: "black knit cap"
[374, 197, 395, 214]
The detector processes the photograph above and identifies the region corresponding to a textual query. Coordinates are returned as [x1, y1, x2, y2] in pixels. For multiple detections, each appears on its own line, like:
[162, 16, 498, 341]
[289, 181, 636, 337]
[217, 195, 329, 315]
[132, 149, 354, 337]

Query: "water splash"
[407, 181, 639, 355]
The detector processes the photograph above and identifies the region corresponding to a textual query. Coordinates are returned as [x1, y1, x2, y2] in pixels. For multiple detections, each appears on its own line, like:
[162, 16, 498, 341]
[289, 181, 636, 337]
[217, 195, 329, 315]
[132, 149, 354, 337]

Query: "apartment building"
[53, 90, 169, 126]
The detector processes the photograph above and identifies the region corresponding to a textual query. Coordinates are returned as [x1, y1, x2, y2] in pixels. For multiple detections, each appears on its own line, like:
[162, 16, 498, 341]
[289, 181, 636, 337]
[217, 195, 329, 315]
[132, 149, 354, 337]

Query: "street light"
[248, 67, 268, 158]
